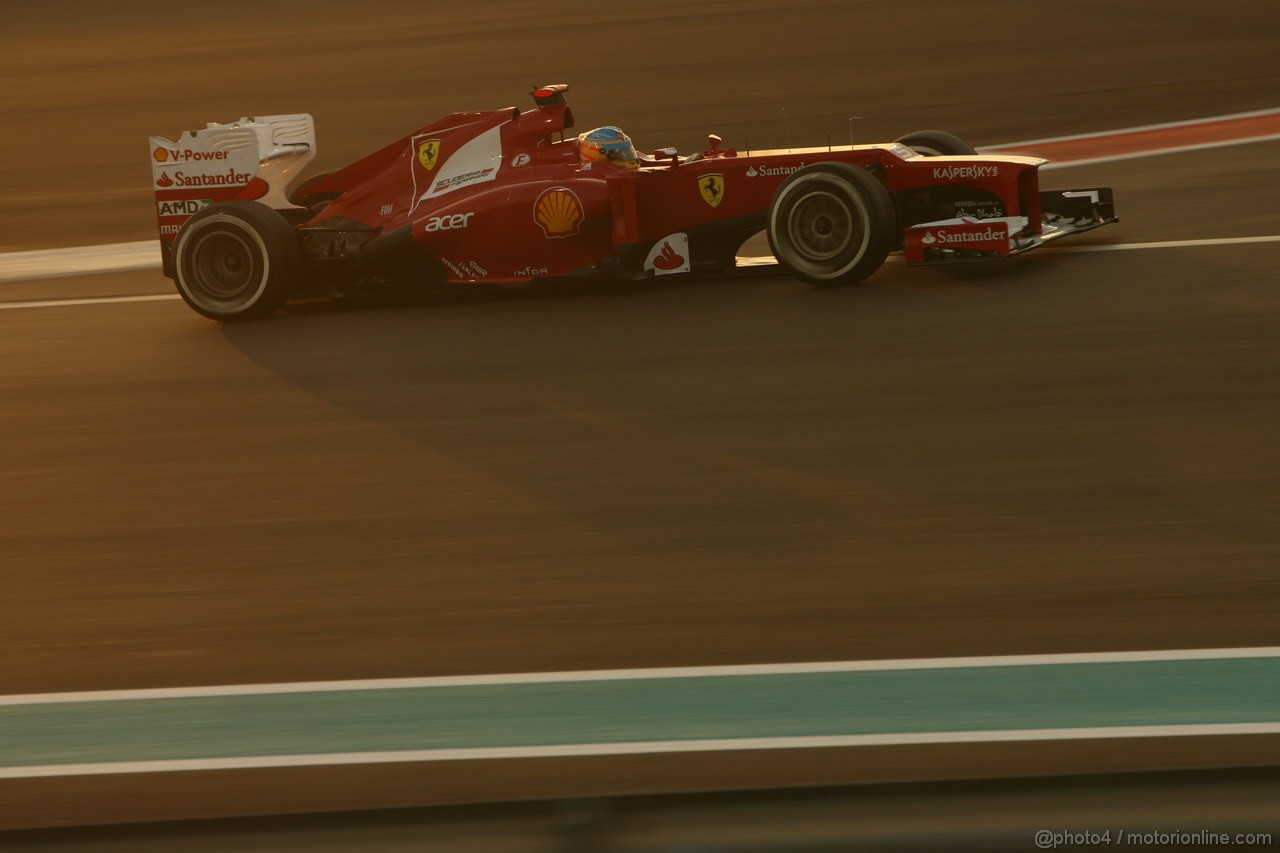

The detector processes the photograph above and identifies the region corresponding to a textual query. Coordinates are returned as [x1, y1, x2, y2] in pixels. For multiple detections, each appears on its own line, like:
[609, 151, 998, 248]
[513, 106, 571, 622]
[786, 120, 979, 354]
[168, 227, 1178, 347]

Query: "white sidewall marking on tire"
[772, 173, 872, 279]
[174, 213, 271, 314]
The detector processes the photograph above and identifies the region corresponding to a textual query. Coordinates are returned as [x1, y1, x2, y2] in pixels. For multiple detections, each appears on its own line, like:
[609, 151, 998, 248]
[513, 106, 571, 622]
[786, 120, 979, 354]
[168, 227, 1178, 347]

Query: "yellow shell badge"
[699, 173, 724, 207]
[417, 139, 441, 171]
[534, 187, 583, 238]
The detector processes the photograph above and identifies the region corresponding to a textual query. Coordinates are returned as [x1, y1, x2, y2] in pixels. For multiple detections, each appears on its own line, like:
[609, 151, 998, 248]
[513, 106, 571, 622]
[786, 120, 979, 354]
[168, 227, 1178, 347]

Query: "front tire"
[894, 130, 977, 157]
[766, 163, 896, 287]
[172, 201, 301, 322]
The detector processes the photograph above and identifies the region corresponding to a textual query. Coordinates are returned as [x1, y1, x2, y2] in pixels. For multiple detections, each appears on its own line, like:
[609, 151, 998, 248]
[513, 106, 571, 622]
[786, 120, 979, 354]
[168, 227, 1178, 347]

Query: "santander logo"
[919, 223, 1009, 246]
[652, 240, 685, 271]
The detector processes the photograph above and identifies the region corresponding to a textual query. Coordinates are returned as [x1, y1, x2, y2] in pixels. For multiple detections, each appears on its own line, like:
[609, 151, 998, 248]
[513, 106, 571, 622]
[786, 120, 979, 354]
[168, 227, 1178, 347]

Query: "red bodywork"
[154, 85, 1116, 289]
[286, 86, 1111, 285]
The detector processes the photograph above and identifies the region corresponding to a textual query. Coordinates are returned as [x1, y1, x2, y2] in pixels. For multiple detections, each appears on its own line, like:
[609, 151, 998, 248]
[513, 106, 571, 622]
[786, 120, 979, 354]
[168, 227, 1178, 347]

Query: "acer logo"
[931, 165, 1000, 180]
[423, 212, 474, 232]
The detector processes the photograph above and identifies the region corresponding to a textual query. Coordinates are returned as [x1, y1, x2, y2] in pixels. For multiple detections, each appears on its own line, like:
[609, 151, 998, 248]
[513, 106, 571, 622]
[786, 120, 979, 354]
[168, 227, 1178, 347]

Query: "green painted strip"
[1, 659, 1278, 768]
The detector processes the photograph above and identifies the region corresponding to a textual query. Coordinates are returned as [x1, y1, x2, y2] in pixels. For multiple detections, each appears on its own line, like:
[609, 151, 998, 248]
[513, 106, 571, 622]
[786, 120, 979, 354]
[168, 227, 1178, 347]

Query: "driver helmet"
[578, 126, 640, 169]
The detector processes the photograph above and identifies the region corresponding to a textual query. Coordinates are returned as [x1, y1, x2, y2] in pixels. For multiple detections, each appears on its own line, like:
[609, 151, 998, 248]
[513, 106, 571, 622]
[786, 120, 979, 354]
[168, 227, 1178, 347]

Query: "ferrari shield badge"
[699, 174, 724, 208]
[417, 138, 441, 171]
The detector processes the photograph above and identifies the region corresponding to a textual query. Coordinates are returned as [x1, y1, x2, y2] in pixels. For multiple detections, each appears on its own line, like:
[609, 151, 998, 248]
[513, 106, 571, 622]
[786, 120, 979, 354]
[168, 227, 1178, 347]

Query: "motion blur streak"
[1, 0, 1278, 837]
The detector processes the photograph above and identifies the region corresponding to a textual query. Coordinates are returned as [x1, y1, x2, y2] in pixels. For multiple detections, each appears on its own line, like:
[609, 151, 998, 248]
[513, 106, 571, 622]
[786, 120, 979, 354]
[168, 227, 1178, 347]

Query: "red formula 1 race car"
[148, 84, 1117, 321]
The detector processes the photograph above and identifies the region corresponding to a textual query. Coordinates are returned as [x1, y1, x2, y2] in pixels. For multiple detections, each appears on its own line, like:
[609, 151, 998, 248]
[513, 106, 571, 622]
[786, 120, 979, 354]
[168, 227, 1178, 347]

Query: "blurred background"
[2, 0, 1277, 251]
[1, 1, 1278, 848]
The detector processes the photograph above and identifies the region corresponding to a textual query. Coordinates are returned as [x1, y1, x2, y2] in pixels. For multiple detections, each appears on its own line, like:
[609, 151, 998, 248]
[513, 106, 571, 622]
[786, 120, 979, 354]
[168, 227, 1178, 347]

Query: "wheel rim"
[191, 231, 258, 299]
[786, 189, 861, 266]
[176, 216, 269, 314]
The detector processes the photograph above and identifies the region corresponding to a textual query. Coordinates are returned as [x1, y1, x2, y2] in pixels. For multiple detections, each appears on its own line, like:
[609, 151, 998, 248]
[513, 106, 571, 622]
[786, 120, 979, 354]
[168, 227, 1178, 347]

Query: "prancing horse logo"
[417, 139, 441, 171]
[699, 173, 724, 208]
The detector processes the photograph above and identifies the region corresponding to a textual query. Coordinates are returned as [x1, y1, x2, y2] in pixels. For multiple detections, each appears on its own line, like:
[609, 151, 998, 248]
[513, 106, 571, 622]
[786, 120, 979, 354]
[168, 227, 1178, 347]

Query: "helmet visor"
[597, 136, 639, 168]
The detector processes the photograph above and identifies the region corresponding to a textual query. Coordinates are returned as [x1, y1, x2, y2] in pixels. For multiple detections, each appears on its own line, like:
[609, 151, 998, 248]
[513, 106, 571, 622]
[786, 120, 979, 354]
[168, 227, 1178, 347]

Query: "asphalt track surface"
[2, 0, 1280, 836]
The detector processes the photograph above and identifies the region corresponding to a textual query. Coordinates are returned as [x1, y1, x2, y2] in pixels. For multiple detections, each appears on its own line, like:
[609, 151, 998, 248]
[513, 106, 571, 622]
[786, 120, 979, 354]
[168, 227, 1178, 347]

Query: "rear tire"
[894, 130, 977, 156]
[172, 201, 301, 322]
[766, 163, 896, 287]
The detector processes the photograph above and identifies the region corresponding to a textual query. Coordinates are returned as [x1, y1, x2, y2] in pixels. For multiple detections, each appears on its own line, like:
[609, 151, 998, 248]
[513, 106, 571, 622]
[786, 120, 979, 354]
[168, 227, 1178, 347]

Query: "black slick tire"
[766, 162, 896, 287]
[172, 201, 301, 322]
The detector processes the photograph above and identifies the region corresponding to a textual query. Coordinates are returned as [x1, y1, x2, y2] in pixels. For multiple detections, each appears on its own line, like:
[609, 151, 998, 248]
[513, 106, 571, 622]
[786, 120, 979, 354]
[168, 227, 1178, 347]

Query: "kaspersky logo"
[534, 187, 583, 238]
[931, 165, 999, 180]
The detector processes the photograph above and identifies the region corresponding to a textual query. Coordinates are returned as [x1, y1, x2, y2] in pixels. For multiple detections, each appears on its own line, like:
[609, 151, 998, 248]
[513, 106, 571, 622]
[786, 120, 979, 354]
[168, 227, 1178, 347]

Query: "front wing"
[901, 187, 1117, 265]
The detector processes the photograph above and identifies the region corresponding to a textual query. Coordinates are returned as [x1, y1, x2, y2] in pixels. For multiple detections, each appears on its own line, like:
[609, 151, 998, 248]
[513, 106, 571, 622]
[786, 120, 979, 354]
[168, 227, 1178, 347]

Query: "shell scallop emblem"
[534, 187, 583, 238]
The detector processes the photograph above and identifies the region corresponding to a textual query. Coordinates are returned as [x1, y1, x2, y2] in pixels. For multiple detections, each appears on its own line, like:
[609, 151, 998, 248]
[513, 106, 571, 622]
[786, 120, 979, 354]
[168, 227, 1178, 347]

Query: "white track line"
[0, 235, 1275, 312]
[734, 234, 1280, 269]
[0, 294, 178, 311]
[2, 646, 1277, 706]
[3, 723, 1278, 779]
[1039, 235, 1280, 253]
[0, 234, 1274, 312]
[0, 240, 157, 283]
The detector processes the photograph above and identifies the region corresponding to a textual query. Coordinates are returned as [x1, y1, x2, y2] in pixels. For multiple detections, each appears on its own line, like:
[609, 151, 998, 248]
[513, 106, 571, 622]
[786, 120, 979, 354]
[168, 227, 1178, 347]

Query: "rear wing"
[149, 114, 316, 252]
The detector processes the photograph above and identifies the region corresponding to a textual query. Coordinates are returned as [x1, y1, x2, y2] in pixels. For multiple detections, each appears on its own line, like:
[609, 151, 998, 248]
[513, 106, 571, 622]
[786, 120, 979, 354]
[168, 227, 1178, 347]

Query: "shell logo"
[534, 187, 583, 238]
[153, 148, 169, 163]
